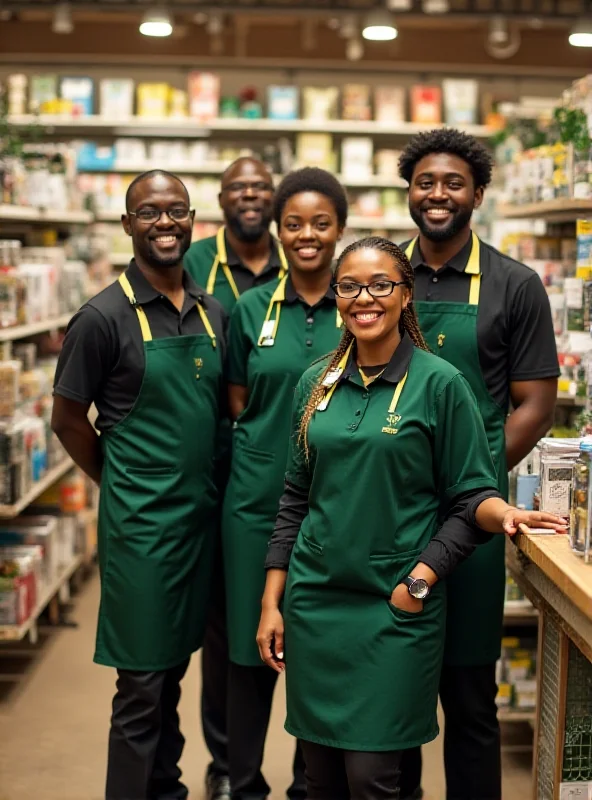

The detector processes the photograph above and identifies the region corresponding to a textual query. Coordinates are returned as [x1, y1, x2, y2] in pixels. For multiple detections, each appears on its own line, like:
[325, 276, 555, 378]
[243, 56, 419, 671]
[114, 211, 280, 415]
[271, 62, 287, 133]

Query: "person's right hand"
[257, 606, 285, 673]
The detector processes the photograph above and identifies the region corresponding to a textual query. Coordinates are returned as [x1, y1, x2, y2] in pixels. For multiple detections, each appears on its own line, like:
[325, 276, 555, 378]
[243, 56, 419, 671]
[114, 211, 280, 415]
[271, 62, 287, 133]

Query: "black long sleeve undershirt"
[265, 481, 502, 580]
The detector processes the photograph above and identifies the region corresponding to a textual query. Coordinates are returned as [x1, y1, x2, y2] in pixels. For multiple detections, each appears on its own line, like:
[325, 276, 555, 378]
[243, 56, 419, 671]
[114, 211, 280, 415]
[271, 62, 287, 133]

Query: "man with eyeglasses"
[184, 157, 288, 800]
[52, 170, 227, 800]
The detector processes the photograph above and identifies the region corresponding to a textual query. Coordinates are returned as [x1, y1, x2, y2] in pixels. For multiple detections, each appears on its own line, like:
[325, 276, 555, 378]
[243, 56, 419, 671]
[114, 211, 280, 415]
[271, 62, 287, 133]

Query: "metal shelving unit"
[0, 315, 72, 343]
[0, 458, 74, 519]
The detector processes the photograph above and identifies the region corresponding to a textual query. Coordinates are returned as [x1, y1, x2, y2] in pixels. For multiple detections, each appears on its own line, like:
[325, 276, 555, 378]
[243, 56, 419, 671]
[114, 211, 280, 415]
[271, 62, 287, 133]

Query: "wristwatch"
[402, 575, 430, 600]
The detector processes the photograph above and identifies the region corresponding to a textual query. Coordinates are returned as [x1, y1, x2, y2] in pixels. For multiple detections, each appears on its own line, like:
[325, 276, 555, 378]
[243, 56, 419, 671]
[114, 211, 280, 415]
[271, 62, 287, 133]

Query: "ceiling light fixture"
[52, 2, 73, 35]
[346, 38, 364, 60]
[569, 18, 592, 47]
[362, 10, 397, 41]
[485, 17, 521, 58]
[139, 8, 173, 37]
[422, 0, 450, 14]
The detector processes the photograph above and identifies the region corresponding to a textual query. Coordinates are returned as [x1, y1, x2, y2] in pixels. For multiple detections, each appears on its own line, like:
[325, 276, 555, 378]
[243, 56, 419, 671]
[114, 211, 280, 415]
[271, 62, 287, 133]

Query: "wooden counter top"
[516, 533, 592, 623]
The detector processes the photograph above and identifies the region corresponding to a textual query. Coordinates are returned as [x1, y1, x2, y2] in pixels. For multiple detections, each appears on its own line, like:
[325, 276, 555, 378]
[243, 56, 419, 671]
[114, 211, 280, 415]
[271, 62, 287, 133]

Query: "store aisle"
[0, 573, 532, 800]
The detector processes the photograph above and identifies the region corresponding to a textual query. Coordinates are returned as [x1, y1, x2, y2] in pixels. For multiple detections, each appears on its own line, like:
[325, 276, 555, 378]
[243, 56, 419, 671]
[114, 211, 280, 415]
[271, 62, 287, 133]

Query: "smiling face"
[219, 158, 274, 242]
[335, 248, 411, 348]
[408, 152, 483, 243]
[279, 191, 343, 275]
[123, 173, 194, 269]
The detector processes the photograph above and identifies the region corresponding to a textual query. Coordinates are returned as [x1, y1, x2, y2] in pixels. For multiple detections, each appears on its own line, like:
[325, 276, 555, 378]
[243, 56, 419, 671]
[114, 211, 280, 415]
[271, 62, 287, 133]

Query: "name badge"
[321, 368, 343, 388]
[258, 319, 276, 347]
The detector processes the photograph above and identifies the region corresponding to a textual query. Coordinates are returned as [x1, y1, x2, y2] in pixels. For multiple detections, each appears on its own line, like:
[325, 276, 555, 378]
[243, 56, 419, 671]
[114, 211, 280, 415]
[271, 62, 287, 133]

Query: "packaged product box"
[60, 76, 94, 116]
[7, 74, 28, 116]
[302, 87, 339, 122]
[0, 570, 36, 626]
[565, 277, 585, 331]
[99, 79, 134, 119]
[576, 220, 592, 276]
[495, 682, 512, 708]
[168, 88, 188, 119]
[342, 84, 372, 121]
[267, 86, 299, 120]
[513, 678, 537, 709]
[506, 658, 533, 682]
[410, 85, 442, 124]
[295, 133, 334, 170]
[76, 143, 115, 172]
[137, 83, 169, 118]
[376, 149, 402, 179]
[374, 86, 406, 124]
[442, 79, 478, 126]
[340, 137, 373, 181]
[29, 75, 58, 113]
[187, 72, 220, 121]
[0, 516, 59, 588]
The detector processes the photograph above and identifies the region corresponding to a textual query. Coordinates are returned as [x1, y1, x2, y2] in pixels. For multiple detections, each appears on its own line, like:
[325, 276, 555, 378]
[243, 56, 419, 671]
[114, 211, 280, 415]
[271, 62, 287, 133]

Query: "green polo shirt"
[183, 228, 284, 314]
[287, 335, 499, 560]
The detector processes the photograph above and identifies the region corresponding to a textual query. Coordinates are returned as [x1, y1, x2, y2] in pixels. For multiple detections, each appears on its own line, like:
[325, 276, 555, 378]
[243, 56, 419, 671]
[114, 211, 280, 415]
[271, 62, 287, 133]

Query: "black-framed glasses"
[221, 181, 273, 194]
[128, 206, 193, 224]
[332, 280, 407, 299]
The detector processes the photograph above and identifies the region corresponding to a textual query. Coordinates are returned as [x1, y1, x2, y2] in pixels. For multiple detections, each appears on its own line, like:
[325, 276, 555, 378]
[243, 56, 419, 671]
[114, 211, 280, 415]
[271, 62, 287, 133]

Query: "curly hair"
[273, 167, 348, 228]
[298, 237, 428, 454]
[398, 129, 494, 189]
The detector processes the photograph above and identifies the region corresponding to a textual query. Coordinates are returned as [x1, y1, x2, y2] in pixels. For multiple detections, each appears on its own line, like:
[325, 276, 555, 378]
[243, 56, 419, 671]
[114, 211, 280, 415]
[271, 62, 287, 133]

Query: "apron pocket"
[236, 444, 275, 462]
[126, 465, 176, 475]
[302, 533, 324, 556]
[387, 600, 424, 620]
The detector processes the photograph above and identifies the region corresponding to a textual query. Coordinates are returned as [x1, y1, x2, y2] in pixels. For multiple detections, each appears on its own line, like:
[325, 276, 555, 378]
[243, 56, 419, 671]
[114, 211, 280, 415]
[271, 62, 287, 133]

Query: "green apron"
[94, 272, 222, 671]
[406, 233, 508, 666]
[222, 276, 342, 666]
[283, 345, 498, 750]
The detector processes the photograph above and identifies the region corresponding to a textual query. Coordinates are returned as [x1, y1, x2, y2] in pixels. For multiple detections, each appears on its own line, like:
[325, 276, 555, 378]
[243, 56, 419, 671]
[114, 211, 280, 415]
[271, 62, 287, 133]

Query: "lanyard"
[207, 226, 289, 299]
[405, 231, 481, 306]
[316, 340, 408, 412]
[258, 276, 342, 347]
[119, 273, 217, 349]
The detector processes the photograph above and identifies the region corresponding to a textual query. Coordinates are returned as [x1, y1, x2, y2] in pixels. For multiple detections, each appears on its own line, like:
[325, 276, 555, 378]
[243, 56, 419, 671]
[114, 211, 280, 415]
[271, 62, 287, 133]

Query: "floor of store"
[0, 573, 533, 800]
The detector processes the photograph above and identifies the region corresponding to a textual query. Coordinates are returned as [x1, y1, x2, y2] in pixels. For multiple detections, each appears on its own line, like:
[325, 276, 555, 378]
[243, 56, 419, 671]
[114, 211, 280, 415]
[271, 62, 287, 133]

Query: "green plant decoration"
[552, 107, 591, 153]
[0, 89, 41, 158]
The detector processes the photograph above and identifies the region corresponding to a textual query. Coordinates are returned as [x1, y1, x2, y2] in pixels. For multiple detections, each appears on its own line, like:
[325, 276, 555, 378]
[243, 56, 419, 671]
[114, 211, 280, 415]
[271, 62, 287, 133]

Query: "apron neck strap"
[405, 232, 481, 306]
[258, 275, 288, 347]
[278, 243, 289, 278]
[207, 226, 241, 300]
[119, 273, 153, 342]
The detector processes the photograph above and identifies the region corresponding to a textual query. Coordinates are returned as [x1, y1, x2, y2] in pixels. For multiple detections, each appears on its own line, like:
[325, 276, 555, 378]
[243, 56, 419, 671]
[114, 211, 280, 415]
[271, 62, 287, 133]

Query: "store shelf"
[499, 199, 592, 223]
[498, 708, 536, 723]
[0, 553, 83, 642]
[110, 253, 132, 268]
[0, 458, 74, 519]
[504, 601, 539, 623]
[9, 114, 494, 139]
[0, 314, 72, 342]
[556, 392, 587, 407]
[348, 215, 415, 230]
[0, 205, 93, 225]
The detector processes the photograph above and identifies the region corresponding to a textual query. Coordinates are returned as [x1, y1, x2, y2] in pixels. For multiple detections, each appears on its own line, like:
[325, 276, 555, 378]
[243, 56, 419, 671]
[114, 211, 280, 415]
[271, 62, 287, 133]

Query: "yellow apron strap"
[278, 243, 289, 279]
[336, 308, 343, 328]
[258, 276, 287, 347]
[197, 301, 217, 349]
[388, 372, 408, 414]
[406, 233, 481, 306]
[316, 341, 354, 411]
[207, 227, 240, 300]
[118, 273, 152, 343]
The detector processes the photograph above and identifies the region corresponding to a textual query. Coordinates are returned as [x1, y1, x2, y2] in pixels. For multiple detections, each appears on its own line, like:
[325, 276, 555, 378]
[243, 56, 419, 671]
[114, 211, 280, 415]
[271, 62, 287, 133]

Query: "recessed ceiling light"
[140, 9, 173, 37]
[52, 2, 73, 34]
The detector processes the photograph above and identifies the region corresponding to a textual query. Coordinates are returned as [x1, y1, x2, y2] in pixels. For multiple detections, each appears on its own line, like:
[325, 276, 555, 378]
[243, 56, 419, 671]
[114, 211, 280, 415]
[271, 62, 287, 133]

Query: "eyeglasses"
[332, 280, 407, 299]
[128, 206, 193, 224]
[221, 181, 273, 194]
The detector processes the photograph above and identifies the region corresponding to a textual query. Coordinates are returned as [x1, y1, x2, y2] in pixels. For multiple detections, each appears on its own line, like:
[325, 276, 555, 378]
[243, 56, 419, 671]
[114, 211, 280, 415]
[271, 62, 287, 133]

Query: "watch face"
[410, 579, 429, 600]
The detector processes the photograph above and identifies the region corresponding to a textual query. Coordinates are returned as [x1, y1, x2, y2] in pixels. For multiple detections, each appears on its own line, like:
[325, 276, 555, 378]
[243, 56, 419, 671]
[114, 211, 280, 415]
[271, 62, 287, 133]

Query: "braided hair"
[298, 237, 428, 454]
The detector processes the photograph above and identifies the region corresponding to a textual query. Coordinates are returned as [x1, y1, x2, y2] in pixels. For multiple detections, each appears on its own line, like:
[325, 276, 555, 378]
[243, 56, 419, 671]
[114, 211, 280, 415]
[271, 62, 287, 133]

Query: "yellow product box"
[506, 658, 533, 681]
[137, 83, 170, 117]
[168, 88, 188, 118]
[495, 682, 512, 708]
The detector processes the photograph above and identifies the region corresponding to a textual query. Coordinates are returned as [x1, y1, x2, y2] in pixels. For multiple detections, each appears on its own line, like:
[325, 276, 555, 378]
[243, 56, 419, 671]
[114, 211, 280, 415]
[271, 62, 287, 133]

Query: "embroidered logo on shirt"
[194, 357, 203, 380]
[437, 333, 446, 348]
[382, 414, 401, 435]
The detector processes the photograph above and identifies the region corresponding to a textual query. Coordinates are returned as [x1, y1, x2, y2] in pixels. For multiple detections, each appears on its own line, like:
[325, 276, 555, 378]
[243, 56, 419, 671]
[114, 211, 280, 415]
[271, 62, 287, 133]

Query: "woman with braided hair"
[256, 236, 565, 800]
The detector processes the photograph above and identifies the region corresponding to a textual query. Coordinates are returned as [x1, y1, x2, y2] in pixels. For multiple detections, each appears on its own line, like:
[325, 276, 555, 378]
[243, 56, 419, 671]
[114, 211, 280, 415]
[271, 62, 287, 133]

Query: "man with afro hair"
[397, 129, 559, 800]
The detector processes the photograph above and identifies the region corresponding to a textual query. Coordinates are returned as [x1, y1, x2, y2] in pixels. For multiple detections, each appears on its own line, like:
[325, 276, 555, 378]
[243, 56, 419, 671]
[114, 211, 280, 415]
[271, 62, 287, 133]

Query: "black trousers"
[399, 662, 501, 800]
[228, 661, 306, 799]
[300, 740, 402, 800]
[201, 541, 230, 779]
[106, 658, 190, 800]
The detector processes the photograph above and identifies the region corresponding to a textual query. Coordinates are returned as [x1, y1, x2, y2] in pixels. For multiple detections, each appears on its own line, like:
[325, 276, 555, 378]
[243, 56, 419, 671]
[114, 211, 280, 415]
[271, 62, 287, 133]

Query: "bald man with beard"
[184, 158, 294, 800]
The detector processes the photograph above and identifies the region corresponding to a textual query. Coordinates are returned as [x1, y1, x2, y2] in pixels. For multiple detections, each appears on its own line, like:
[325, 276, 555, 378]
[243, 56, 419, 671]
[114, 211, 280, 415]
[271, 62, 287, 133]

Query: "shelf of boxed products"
[504, 600, 539, 624]
[499, 199, 592, 224]
[0, 205, 94, 226]
[0, 458, 74, 520]
[99, 210, 416, 230]
[0, 315, 72, 343]
[8, 114, 494, 140]
[0, 552, 83, 643]
[497, 708, 537, 723]
[81, 164, 408, 190]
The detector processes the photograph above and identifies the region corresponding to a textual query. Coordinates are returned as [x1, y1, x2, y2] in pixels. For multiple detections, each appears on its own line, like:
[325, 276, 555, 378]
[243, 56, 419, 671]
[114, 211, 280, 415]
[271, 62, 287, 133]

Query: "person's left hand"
[390, 583, 423, 614]
[502, 508, 568, 536]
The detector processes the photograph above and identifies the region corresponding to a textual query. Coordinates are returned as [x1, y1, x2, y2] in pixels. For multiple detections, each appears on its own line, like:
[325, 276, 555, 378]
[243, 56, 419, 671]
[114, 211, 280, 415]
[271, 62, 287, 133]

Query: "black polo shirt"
[54, 259, 227, 432]
[283, 275, 337, 313]
[225, 234, 284, 294]
[402, 233, 559, 410]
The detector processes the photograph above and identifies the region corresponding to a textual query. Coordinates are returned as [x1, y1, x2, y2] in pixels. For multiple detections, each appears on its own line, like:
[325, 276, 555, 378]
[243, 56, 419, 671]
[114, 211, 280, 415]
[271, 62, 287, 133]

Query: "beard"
[139, 232, 192, 269]
[226, 208, 273, 243]
[410, 205, 474, 243]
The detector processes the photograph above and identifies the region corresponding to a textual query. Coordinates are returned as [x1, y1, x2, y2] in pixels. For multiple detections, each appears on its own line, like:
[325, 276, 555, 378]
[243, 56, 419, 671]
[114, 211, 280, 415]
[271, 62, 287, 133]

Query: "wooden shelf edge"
[0, 458, 74, 519]
[499, 199, 592, 221]
[0, 314, 72, 342]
